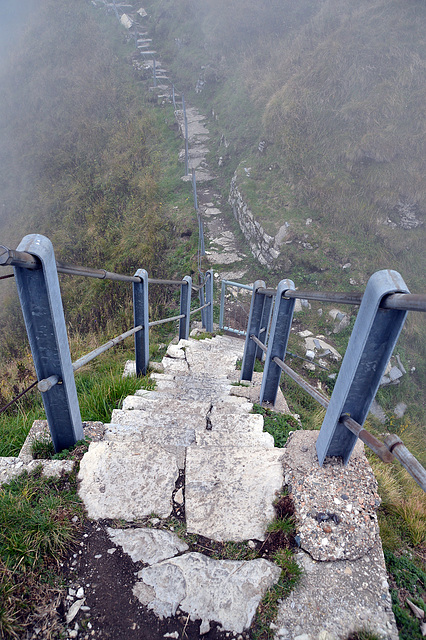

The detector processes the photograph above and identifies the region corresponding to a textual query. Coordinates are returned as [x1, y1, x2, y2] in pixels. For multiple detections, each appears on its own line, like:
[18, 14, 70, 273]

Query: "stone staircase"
[75, 333, 399, 639]
[77, 333, 286, 634]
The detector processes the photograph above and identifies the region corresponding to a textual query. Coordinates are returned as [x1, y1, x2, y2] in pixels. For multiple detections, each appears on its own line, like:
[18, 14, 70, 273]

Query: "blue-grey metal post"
[192, 169, 198, 211]
[205, 269, 214, 333]
[198, 216, 205, 256]
[153, 58, 157, 87]
[240, 280, 266, 381]
[316, 269, 410, 466]
[133, 269, 149, 376]
[172, 85, 177, 111]
[259, 279, 296, 406]
[219, 280, 226, 330]
[179, 276, 192, 340]
[13, 234, 83, 452]
[199, 277, 206, 329]
[256, 293, 274, 360]
[112, 0, 119, 19]
[182, 94, 189, 176]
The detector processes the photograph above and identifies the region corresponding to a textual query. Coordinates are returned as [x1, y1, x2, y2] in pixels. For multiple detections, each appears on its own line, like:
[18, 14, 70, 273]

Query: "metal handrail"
[190, 302, 211, 316]
[256, 287, 426, 312]
[250, 334, 426, 491]
[0, 246, 188, 286]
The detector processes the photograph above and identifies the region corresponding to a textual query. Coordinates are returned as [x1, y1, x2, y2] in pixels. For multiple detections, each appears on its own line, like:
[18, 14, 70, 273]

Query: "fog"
[0, 0, 36, 66]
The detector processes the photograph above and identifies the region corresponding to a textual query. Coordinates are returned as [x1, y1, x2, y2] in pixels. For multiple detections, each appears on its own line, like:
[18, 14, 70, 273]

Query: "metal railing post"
[256, 293, 274, 360]
[259, 279, 296, 405]
[316, 269, 410, 466]
[240, 280, 266, 381]
[13, 234, 83, 452]
[199, 278, 206, 329]
[153, 57, 157, 87]
[179, 276, 192, 340]
[219, 280, 226, 330]
[182, 94, 189, 176]
[205, 269, 214, 333]
[133, 269, 149, 376]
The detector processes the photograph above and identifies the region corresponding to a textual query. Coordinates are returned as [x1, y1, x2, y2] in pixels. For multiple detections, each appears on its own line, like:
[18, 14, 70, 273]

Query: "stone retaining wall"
[229, 173, 288, 268]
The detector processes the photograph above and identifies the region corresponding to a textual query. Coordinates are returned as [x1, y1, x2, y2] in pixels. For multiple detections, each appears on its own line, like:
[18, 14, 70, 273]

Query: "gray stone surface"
[0, 457, 74, 485]
[107, 527, 188, 565]
[134, 552, 281, 634]
[282, 431, 381, 561]
[275, 543, 398, 640]
[78, 441, 179, 520]
[185, 446, 285, 541]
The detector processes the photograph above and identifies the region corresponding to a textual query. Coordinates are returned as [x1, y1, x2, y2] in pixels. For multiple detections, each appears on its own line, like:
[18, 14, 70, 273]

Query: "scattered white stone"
[107, 548, 116, 555]
[174, 488, 184, 505]
[298, 330, 313, 338]
[66, 599, 85, 624]
[163, 633, 179, 639]
[107, 528, 189, 565]
[394, 402, 407, 419]
[76, 587, 84, 599]
[134, 552, 281, 633]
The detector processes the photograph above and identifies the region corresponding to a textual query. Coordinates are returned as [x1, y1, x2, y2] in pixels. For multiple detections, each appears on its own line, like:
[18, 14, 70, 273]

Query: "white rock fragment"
[107, 528, 189, 565]
[66, 599, 85, 624]
[134, 552, 281, 633]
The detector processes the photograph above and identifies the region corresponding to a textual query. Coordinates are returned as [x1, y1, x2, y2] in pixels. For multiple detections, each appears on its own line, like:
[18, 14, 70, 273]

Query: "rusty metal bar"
[250, 335, 400, 464]
[0, 273, 14, 280]
[0, 380, 38, 415]
[384, 434, 426, 492]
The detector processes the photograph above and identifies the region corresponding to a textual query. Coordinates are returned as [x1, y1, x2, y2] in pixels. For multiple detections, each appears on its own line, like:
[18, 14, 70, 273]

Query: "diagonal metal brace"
[316, 269, 409, 466]
[13, 234, 83, 452]
[259, 279, 296, 406]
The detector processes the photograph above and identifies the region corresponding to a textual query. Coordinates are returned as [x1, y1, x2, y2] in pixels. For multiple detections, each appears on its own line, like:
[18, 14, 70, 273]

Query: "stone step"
[128, 391, 253, 413]
[104, 422, 273, 451]
[185, 446, 285, 542]
[122, 395, 210, 414]
[110, 409, 263, 435]
[110, 408, 205, 430]
[78, 441, 180, 520]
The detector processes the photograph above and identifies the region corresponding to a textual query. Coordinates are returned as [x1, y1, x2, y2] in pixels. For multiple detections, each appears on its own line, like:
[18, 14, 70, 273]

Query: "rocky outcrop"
[229, 173, 289, 267]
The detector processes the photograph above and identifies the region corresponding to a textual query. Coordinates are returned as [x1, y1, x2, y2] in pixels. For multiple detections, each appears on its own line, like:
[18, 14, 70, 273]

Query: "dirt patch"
[61, 521, 250, 640]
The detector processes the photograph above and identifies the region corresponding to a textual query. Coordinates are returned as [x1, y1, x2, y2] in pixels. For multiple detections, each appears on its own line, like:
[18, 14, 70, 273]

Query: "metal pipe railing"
[256, 286, 426, 312]
[190, 302, 211, 316]
[0, 246, 188, 286]
[250, 334, 426, 490]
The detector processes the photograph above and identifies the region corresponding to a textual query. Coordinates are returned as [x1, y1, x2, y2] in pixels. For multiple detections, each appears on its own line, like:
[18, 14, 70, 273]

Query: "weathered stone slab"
[0, 458, 74, 485]
[78, 442, 179, 520]
[134, 552, 281, 634]
[195, 429, 274, 448]
[185, 446, 285, 541]
[107, 528, 188, 565]
[209, 413, 264, 433]
[121, 396, 210, 415]
[110, 409, 205, 432]
[275, 543, 398, 640]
